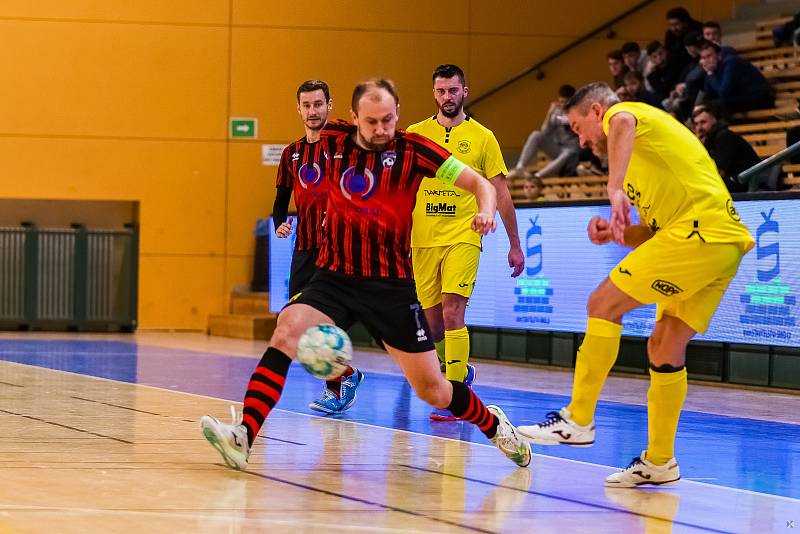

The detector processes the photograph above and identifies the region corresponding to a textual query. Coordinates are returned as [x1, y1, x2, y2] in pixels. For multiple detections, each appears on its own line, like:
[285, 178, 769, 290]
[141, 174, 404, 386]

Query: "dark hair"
[699, 40, 722, 54]
[621, 41, 641, 55]
[646, 40, 664, 55]
[666, 7, 691, 22]
[623, 70, 645, 84]
[558, 84, 576, 98]
[683, 31, 704, 47]
[432, 64, 466, 85]
[703, 20, 721, 30]
[692, 103, 719, 120]
[607, 49, 624, 61]
[296, 80, 330, 102]
[351, 79, 400, 112]
[564, 82, 620, 113]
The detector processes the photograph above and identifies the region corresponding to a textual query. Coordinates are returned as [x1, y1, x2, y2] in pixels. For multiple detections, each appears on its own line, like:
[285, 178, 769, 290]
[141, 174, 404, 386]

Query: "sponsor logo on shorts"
[618, 267, 632, 276]
[416, 328, 428, 342]
[426, 202, 456, 217]
[651, 279, 683, 297]
[458, 282, 472, 288]
[410, 303, 428, 342]
[457, 140, 471, 154]
[726, 198, 741, 222]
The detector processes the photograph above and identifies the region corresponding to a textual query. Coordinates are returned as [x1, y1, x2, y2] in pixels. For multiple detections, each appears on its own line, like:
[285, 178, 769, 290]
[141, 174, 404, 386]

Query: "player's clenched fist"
[471, 212, 496, 235]
[275, 216, 294, 238]
[587, 216, 613, 245]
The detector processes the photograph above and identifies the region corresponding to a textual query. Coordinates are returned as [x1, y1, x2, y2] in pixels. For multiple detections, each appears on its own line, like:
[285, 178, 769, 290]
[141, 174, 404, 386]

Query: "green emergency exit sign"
[230, 118, 258, 138]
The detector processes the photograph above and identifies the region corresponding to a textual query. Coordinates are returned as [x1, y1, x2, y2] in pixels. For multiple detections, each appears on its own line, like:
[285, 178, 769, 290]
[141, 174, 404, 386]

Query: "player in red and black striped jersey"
[273, 80, 331, 299]
[201, 80, 532, 470]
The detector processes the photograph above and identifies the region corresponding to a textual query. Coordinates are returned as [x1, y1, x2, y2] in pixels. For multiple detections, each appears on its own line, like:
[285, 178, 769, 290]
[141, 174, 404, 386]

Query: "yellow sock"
[444, 327, 469, 382]
[434, 339, 446, 365]
[645, 367, 687, 466]
[566, 318, 622, 426]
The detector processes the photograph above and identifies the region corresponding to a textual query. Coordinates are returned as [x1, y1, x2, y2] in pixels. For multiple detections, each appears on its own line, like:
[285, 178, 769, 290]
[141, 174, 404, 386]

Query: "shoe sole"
[201, 422, 246, 471]
[604, 477, 680, 488]
[518, 431, 594, 448]
[308, 403, 340, 414]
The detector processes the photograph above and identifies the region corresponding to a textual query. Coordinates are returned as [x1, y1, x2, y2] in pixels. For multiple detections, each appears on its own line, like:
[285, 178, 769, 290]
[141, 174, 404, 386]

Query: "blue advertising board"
[269, 199, 798, 347]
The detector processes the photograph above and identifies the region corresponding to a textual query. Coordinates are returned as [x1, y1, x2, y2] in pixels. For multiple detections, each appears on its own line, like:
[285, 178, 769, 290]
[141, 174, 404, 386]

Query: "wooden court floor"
[0, 333, 798, 533]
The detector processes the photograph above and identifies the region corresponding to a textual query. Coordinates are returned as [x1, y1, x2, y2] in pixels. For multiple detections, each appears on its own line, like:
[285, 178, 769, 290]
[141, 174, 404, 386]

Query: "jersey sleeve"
[275, 145, 293, 188]
[481, 131, 508, 178]
[602, 102, 640, 136]
[320, 119, 354, 139]
[405, 131, 452, 177]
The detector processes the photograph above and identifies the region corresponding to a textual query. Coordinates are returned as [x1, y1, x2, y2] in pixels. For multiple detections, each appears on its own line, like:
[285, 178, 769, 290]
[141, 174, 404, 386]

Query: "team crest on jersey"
[340, 167, 378, 201]
[381, 150, 397, 168]
[298, 163, 323, 189]
[457, 140, 471, 154]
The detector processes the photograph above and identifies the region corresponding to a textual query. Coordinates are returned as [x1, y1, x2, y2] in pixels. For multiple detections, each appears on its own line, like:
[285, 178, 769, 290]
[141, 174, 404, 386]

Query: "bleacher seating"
[510, 14, 800, 204]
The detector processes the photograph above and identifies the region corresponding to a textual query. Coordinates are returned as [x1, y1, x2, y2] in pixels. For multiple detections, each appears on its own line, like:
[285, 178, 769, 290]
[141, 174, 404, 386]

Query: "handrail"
[738, 139, 800, 188]
[465, 0, 658, 114]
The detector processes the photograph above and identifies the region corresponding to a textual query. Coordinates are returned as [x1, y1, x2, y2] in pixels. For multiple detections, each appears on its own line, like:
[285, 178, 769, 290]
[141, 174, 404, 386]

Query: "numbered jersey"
[603, 102, 753, 250]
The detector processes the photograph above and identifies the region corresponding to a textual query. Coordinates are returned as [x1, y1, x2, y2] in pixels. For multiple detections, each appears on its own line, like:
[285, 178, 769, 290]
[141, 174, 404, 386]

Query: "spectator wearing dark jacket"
[646, 40, 683, 101]
[699, 41, 774, 116]
[664, 7, 703, 74]
[620, 71, 663, 108]
[692, 105, 760, 193]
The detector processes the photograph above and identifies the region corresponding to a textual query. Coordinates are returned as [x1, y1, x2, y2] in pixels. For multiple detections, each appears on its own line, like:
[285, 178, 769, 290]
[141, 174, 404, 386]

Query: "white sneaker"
[200, 405, 250, 471]
[518, 408, 595, 447]
[605, 451, 681, 487]
[487, 405, 532, 468]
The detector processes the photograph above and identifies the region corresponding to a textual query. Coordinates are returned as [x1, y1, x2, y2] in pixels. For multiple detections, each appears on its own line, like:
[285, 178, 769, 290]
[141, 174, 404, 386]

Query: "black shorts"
[289, 268, 435, 354]
[288, 248, 318, 300]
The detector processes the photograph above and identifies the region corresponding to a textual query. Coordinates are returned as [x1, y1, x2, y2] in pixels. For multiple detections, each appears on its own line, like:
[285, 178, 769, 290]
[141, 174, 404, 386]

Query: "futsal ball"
[296, 324, 353, 379]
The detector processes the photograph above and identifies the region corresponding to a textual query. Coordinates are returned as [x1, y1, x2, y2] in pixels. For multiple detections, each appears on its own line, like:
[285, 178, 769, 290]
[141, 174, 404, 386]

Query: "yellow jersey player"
[408, 64, 524, 421]
[519, 83, 754, 487]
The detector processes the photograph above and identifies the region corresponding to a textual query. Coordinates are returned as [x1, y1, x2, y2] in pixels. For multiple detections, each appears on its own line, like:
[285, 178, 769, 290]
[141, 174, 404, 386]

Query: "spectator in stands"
[699, 41, 775, 116]
[646, 40, 683, 102]
[607, 50, 629, 89]
[663, 32, 706, 120]
[664, 7, 703, 73]
[692, 105, 760, 193]
[513, 84, 580, 178]
[773, 11, 800, 47]
[576, 147, 607, 177]
[621, 41, 649, 75]
[619, 71, 663, 108]
[702, 21, 722, 45]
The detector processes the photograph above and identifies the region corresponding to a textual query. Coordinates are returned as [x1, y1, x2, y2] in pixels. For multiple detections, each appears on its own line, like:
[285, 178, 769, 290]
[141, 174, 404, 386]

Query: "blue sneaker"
[338, 368, 365, 411]
[430, 364, 477, 422]
[308, 388, 343, 414]
[308, 368, 365, 415]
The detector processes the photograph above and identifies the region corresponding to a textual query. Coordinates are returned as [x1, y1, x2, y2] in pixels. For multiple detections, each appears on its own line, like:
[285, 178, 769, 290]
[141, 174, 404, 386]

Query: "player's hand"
[471, 212, 496, 235]
[275, 216, 294, 238]
[508, 246, 525, 277]
[609, 190, 631, 245]
[587, 216, 613, 245]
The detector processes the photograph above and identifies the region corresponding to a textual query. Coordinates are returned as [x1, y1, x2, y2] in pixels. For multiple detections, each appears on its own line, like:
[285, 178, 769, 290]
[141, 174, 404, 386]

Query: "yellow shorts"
[609, 232, 747, 334]
[412, 243, 481, 309]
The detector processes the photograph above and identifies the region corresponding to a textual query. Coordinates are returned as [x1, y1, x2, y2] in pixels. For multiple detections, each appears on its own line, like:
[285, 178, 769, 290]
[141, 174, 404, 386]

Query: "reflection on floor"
[0, 333, 797, 533]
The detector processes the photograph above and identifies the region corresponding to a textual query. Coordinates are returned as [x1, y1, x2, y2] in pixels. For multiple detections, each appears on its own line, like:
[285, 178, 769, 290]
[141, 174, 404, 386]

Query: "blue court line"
[0, 338, 798, 500]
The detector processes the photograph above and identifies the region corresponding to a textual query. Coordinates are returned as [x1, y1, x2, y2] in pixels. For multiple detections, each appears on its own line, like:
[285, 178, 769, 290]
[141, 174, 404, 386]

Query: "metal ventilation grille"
[0, 227, 25, 320]
[87, 231, 122, 321]
[37, 230, 76, 320]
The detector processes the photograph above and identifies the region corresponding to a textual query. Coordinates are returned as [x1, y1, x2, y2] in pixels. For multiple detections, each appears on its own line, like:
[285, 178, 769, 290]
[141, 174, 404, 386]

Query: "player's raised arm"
[435, 157, 497, 235]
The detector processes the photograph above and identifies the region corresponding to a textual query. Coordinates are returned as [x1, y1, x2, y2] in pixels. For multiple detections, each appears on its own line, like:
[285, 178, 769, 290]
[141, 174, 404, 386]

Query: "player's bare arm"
[606, 111, 637, 245]
[490, 173, 524, 277]
[453, 165, 497, 235]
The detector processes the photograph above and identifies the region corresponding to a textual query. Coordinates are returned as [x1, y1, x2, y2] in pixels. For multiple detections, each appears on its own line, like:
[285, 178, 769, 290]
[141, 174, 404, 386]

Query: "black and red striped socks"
[446, 380, 499, 439]
[242, 347, 292, 446]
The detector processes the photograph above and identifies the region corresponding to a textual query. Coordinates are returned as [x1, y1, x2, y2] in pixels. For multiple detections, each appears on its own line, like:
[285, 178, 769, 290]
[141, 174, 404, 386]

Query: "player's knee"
[587, 289, 611, 319]
[414, 377, 450, 408]
[268, 324, 296, 356]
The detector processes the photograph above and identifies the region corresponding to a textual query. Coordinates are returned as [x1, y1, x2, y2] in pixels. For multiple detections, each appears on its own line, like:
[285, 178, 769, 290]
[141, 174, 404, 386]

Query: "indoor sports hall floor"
[0, 332, 797, 533]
